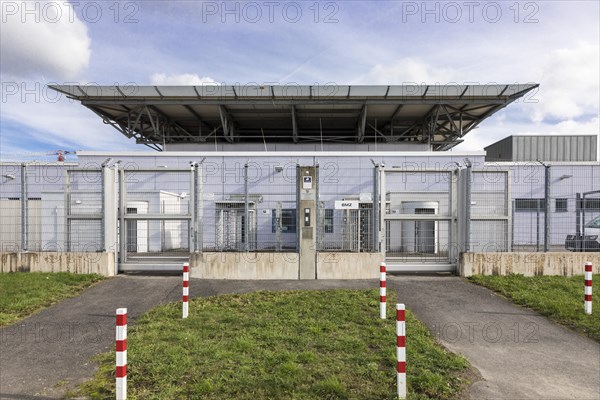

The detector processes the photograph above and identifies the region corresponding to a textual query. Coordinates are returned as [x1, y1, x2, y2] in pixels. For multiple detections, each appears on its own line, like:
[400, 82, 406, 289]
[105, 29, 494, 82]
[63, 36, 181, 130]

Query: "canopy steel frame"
[50, 84, 538, 151]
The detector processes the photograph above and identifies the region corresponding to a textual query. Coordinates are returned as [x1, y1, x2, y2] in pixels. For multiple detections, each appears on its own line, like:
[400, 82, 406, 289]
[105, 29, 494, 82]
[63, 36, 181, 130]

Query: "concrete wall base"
[190, 252, 300, 279]
[0, 252, 116, 276]
[317, 252, 383, 279]
[460, 252, 600, 276]
[190, 252, 384, 279]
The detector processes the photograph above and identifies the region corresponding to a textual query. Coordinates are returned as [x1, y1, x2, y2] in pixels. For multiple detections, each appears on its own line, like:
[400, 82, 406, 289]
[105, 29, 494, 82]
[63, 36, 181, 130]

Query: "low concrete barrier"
[316, 252, 382, 279]
[190, 252, 300, 279]
[0, 252, 116, 276]
[460, 252, 600, 276]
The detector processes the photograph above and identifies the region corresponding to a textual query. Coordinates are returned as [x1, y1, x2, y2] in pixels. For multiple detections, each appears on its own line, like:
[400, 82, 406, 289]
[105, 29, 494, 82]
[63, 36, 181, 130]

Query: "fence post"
[373, 163, 380, 252]
[543, 164, 550, 252]
[183, 262, 189, 318]
[585, 261, 593, 315]
[20, 163, 28, 252]
[101, 164, 106, 252]
[197, 161, 203, 252]
[380, 262, 386, 319]
[244, 163, 249, 252]
[396, 303, 406, 399]
[464, 160, 472, 252]
[118, 165, 126, 267]
[189, 163, 196, 252]
[116, 308, 127, 400]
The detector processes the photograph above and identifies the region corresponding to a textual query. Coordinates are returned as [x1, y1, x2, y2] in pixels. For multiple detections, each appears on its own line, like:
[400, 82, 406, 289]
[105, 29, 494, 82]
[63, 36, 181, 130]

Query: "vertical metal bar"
[582, 193, 587, 251]
[380, 166, 386, 257]
[576, 193, 582, 251]
[197, 163, 203, 252]
[101, 166, 106, 251]
[536, 202, 540, 252]
[544, 164, 550, 252]
[119, 166, 127, 266]
[65, 168, 71, 252]
[315, 163, 320, 250]
[189, 163, 196, 252]
[276, 202, 282, 251]
[20, 163, 28, 251]
[296, 164, 301, 252]
[373, 164, 379, 252]
[244, 163, 249, 252]
[506, 170, 513, 252]
[465, 164, 472, 252]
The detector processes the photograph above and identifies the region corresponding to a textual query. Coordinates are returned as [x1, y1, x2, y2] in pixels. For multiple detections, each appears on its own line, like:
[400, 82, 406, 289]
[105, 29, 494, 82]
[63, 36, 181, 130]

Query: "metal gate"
[381, 168, 458, 272]
[469, 170, 511, 252]
[118, 165, 196, 271]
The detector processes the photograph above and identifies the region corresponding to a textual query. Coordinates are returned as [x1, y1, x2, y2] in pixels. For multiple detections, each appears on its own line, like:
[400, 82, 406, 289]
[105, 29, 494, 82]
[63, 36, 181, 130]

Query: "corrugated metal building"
[485, 135, 598, 162]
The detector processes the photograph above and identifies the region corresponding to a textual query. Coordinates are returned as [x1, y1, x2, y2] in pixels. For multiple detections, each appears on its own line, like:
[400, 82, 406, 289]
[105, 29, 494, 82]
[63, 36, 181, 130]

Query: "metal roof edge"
[484, 161, 600, 166]
[77, 151, 487, 157]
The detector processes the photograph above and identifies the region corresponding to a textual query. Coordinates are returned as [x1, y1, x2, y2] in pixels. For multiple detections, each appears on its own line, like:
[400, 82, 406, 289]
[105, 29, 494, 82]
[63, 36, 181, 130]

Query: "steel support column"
[20, 163, 28, 251]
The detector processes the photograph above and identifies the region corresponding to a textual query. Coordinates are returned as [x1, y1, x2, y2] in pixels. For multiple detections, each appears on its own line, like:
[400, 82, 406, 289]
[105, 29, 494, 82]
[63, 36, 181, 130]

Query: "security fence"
[1, 161, 599, 261]
[316, 158, 376, 252]
[0, 163, 104, 253]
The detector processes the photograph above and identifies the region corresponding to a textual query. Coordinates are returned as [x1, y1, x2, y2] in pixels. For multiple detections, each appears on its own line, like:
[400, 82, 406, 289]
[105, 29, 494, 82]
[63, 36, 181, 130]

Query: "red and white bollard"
[585, 261, 592, 315]
[380, 262, 386, 319]
[116, 308, 127, 400]
[396, 303, 406, 399]
[183, 263, 189, 319]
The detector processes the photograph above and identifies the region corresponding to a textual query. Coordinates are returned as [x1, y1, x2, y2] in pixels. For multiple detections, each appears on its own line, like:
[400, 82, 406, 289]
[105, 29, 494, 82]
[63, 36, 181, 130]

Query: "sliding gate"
[382, 168, 458, 272]
[118, 166, 196, 271]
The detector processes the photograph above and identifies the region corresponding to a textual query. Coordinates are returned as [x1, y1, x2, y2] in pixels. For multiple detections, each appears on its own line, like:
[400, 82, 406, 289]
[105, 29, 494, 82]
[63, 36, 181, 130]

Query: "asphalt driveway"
[388, 275, 600, 399]
[1, 274, 599, 399]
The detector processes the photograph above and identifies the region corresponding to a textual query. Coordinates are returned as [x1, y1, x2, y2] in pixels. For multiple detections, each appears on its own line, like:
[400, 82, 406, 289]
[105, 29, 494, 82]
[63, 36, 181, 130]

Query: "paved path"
[0, 276, 374, 399]
[1, 275, 599, 399]
[389, 275, 600, 400]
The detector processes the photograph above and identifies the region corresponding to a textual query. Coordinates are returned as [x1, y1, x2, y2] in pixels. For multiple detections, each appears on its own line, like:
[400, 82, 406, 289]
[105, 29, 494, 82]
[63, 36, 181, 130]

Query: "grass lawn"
[469, 274, 600, 341]
[0, 272, 104, 326]
[78, 289, 470, 400]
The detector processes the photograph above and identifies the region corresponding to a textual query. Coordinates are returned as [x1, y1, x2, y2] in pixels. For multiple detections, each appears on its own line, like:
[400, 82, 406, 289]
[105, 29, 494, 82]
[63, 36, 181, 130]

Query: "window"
[324, 209, 334, 233]
[585, 216, 600, 229]
[514, 198, 545, 212]
[555, 198, 568, 212]
[272, 209, 297, 233]
[584, 198, 600, 211]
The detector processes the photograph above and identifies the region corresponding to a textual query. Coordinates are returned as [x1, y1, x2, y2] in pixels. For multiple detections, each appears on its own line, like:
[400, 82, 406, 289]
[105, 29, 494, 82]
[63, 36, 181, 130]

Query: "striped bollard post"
[585, 261, 592, 315]
[380, 262, 386, 319]
[183, 263, 189, 319]
[116, 308, 127, 400]
[396, 303, 406, 399]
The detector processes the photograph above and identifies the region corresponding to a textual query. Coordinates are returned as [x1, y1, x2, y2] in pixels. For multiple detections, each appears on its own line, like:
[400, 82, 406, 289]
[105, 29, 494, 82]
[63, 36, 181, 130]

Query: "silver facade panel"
[486, 135, 597, 162]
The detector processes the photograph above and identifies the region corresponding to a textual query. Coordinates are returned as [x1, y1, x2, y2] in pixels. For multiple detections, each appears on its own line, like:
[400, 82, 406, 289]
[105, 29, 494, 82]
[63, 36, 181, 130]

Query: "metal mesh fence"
[498, 163, 600, 252]
[316, 158, 375, 252]
[383, 170, 454, 261]
[1, 161, 599, 257]
[469, 170, 510, 252]
[0, 164, 104, 253]
[200, 160, 298, 252]
[123, 169, 191, 258]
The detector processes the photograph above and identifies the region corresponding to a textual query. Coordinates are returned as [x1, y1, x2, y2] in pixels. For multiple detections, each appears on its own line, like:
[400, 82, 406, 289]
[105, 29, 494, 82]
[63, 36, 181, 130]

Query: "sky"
[0, 0, 599, 160]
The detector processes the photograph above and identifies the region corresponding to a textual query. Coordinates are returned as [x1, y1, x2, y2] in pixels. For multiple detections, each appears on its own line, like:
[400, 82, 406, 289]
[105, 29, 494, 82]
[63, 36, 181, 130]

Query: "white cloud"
[532, 42, 599, 122]
[0, 1, 91, 79]
[359, 58, 456, 84]
[150, 73, 218, 85]
[0, 83, 138, 153]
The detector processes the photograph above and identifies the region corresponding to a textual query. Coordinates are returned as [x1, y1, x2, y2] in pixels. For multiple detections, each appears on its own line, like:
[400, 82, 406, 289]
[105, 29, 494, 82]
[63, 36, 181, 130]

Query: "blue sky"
[1, 0, 598, 159]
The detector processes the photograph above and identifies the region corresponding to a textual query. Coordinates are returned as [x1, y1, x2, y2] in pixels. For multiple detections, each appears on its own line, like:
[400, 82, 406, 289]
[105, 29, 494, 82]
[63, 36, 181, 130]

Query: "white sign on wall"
[335, 200, 359, 210]
[303, 176, 313, 189]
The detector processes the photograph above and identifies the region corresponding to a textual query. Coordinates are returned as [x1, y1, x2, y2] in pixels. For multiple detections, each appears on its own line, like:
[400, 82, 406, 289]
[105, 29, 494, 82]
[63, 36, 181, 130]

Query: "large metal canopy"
[50, 84, 538, 151]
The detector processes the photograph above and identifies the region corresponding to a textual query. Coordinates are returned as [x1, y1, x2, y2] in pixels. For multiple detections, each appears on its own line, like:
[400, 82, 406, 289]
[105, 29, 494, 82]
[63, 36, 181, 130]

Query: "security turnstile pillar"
[298, 166, 317, 279]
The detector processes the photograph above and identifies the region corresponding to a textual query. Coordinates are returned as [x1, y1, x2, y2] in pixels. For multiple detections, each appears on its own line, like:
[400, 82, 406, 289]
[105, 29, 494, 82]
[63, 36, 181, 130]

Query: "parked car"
[565, 215, 600, 251]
